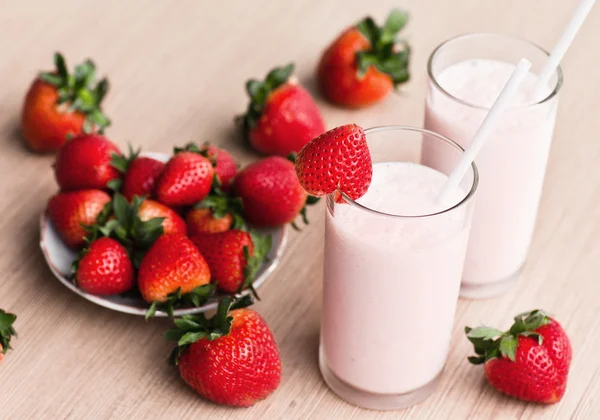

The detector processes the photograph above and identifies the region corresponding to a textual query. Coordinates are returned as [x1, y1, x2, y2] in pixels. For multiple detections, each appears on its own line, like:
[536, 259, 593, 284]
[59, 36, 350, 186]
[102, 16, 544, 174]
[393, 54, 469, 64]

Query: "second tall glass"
[424, 33, 563, 298]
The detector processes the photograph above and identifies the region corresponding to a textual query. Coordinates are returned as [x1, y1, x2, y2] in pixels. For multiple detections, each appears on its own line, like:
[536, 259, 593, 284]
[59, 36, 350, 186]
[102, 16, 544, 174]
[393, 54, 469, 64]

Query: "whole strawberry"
[238, 64, 326, 156]
[295, 124, 372, 201]
[47, 189, 111, 249]
[21, 53, 111, 153]
[166, 296, 281, 407]
[156, 151, 214, 207]
[0, 309, 17, 363]
[75, 237, 134, 295]
[54, 134, 122, 191]
[233, 156, 310, 227]
[138, 234, 212, 318]
[139, 199, 187, 236]
[200, 144, 238, 191]
[191, 230, 271, 294]
[110, 147, 165, 200]
[466, 309, 572, 404]
[318, 9, 410, 107]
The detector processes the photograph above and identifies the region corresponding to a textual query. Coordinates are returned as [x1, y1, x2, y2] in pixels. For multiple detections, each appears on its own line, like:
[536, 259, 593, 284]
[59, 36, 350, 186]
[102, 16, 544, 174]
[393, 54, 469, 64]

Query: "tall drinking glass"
[319, 126, 478, 410]
[424, 33, 562, 298]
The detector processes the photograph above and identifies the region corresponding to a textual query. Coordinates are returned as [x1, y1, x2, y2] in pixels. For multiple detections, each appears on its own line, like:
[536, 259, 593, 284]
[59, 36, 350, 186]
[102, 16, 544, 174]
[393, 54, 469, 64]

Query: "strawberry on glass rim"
[295, 124, 372, 202]
[466, 309, 572, 404]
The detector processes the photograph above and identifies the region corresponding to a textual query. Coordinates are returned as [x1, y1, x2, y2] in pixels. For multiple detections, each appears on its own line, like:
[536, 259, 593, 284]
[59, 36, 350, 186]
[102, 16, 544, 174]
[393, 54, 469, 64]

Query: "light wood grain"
[0, 0, 599, 418]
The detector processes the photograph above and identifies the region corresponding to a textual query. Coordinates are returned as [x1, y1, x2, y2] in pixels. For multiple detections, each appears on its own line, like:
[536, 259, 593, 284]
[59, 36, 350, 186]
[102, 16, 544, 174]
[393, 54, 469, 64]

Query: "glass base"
[459, 264, 523, 299]
[318, 346, 440, 410]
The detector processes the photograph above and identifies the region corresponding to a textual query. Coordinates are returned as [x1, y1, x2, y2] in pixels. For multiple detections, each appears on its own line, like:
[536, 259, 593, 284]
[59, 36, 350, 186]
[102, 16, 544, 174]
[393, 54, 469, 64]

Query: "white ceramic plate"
[39, 152, 288, 317]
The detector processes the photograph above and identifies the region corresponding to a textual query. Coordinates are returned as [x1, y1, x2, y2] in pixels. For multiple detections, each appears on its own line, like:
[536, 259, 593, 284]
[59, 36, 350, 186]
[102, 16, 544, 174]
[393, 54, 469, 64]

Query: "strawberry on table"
[47, 189, 111, 249]
[74, 237, 134, 295]
[165, 296, 281, 407]
[54, 134, 122, 191]
[0, 309, 17, 363]
[317, 9, 411, 107]
[110, 146, 165, 200]
[138, 234, 213, 318]
[21, 52, 111, 153]
[466, 309, 572, 404]
[156, 148, 214, 207]
[295, 124, 372, 202]
[233, 156, 315, 227]
[190, 230, 271, 294]
[238, 64, 326, 156]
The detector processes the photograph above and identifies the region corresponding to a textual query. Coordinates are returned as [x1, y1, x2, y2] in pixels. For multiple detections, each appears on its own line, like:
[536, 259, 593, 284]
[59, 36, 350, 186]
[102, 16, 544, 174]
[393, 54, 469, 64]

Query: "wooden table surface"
[1, 0, 599, 418]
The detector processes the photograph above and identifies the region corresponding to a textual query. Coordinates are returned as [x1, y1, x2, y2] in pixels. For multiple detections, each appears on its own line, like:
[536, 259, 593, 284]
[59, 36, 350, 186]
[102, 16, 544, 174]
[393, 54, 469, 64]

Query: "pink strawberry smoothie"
[321, 161, 471, 396]
[424, 58, 558, 296]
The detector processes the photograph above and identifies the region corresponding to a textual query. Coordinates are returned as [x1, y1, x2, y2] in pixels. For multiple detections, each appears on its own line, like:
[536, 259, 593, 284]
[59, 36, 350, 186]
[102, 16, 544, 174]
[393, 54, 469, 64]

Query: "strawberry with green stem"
[317, 9, 411, 107]
[187, 190, 246, 236]
[190, 230, 271, 295]
[0, 309, 17, 362]
[466, 309, 572, 404]
[175, 143, 238, 192]
[165, 295, 282, 407]
[109, 145, 166, 200]
[238, 64, 326, 156]
[21, 52, 111, 153]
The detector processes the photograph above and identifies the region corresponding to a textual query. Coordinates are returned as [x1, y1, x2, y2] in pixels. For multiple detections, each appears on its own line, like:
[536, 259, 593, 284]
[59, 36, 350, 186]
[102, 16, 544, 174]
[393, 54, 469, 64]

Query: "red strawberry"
[466, 309, 572, 404]
[139, 199, 187, 236]
[114, 153, 165, 201]
[201, 145, 237, 191]
[75, 237, 134, 295]
[238, 64, 326, 156]
[186, 208, 233, 235]
[21, 53, 111, 153]
[191, 230, 270, 294]
[47, 189, 111, 249]
[166, 296, 281, 407]
[233, 156, 309, 227]
[317, 10, 410, 107]
[0, 309, 17, 363]
[156, 152, 214, 207]
[138, 234, 211, 309]
[295, 124, 372, 201]
[54, 134, 122, 191]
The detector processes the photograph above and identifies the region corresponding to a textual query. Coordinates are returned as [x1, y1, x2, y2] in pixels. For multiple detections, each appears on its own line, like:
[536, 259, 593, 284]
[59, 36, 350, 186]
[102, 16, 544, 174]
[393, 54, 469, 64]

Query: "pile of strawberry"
[46, 132, 315, 317]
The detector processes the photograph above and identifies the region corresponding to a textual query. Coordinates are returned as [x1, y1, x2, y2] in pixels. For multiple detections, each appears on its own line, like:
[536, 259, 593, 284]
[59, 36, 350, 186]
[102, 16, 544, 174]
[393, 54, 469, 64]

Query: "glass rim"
[332, 125, 479, 219]
[427, 32, 564, 111]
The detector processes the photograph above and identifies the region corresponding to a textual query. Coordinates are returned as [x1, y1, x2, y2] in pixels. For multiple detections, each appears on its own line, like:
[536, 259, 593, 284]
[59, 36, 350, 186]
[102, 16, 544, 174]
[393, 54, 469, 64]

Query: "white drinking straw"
[532, 0, 596, 98]
[437, 59, 532, 204]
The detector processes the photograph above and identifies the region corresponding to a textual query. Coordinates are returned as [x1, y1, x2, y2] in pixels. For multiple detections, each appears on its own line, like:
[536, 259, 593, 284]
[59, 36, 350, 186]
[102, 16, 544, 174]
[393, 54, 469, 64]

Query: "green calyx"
[145, 284, 217, 321]
[75, 193, 165, 274]
[466, 309, 551, 364]
[0, 309, 17, 355]
[165, 295, 254, 365]
[237, 63, 295, 134]
[108, 145, 141, 192]
[39, 52, 111, 133]
[194, 193, 247, 230]
[240, 232, 272, 297]
[355, 9, 411, 86]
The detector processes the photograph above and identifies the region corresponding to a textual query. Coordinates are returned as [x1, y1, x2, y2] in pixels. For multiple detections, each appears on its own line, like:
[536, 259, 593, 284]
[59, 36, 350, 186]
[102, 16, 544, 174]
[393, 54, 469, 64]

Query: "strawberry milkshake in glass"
[424, 33, 562, 298]
[319, 126, 478, 410]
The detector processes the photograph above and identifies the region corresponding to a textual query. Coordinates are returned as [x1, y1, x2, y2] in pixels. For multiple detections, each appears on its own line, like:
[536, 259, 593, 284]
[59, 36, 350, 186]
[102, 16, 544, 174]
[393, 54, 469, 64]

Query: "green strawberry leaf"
[0, 309, 18, 355]
[39, 52, 111, 133]
[499, 335, 518, 362]
[354, 9, 411, 87]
